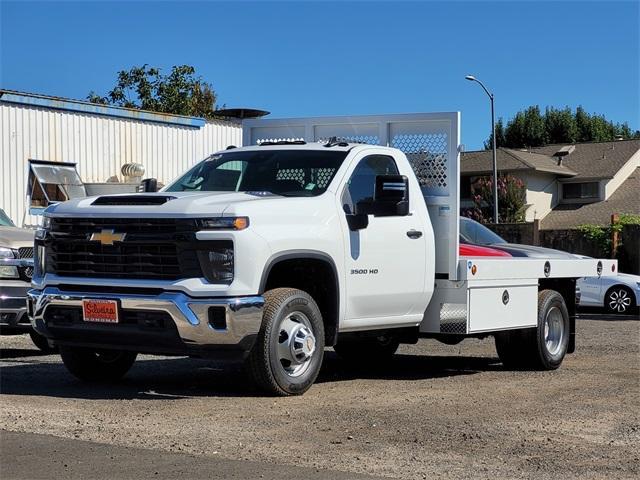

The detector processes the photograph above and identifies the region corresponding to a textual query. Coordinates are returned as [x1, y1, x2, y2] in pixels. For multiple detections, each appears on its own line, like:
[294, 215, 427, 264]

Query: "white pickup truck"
[29, 113, 617, 395]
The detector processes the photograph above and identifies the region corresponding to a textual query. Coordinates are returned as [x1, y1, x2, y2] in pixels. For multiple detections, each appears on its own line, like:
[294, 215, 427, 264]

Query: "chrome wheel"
[607, 288, 632, 314]
[544, 306, 565, 356]
[276, 312, 317, 378]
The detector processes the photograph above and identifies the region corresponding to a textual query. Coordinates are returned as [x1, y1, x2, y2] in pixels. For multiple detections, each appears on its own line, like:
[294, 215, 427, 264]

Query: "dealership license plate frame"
[82, 299, 120, 324]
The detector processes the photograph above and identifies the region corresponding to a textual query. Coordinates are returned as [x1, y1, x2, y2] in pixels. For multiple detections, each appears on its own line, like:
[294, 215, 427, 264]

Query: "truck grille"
[45, 218, 205, 280]
[18, 247, 34, 259]
[18, 247, 34, 280]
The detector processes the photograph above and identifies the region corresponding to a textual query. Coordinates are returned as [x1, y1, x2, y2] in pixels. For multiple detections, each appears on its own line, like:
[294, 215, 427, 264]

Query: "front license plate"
[82, 299, 119, 323]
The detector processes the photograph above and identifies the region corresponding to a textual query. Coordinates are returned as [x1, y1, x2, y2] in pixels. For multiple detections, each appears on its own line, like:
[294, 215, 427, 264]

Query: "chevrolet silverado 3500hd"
[28, 113, 617, 395]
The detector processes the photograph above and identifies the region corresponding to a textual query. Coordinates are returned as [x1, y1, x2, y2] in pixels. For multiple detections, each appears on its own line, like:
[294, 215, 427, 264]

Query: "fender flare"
[259, 250, 341, 345]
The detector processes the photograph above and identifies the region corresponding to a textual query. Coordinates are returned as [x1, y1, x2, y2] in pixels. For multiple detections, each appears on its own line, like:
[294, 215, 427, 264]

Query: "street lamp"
[466, 75, 499, 224]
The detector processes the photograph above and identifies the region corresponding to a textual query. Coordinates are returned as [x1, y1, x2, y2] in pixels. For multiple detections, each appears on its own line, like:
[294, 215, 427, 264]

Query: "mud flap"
[567, 314, 576, 354]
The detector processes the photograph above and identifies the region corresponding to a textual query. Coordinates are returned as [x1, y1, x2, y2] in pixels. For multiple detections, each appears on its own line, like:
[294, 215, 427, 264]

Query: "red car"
[459, 243, 511, 257]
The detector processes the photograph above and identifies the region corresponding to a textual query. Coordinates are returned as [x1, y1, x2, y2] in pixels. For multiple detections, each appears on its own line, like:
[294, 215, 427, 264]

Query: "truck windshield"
[165, 149, 348, 197]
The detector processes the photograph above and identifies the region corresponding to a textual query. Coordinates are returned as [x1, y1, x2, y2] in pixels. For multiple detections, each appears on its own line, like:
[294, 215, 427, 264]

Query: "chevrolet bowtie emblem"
[90, 229, 126, 245]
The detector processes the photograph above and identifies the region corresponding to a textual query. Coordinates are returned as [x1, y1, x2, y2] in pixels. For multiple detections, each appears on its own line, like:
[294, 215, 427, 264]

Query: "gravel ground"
[1, 316, 638, 479]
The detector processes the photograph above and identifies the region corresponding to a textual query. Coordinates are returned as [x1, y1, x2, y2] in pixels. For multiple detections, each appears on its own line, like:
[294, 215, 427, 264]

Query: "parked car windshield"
[165, 149, 348, 197]
[459, 217, 507, 245]
[0, 209, 15, 227]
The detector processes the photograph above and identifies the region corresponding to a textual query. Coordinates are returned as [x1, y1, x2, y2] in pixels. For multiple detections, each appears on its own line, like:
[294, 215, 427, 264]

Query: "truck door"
[339, 152, 427, 328]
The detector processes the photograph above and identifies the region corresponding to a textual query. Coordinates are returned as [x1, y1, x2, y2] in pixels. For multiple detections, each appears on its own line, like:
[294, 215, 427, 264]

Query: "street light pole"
[465, 75, 499, 224]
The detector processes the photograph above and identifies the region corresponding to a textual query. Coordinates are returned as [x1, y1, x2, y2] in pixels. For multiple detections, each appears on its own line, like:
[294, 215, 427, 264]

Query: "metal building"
[0, 89, 242, 226]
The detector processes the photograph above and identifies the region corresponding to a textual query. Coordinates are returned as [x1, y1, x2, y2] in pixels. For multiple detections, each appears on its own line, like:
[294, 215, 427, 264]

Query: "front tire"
[246, 288, 325, 396]
[605, 286, 635, 314]
[495, 289, 570, 370]
[59, 346, 137, 381]
[29, 330, 57, 353]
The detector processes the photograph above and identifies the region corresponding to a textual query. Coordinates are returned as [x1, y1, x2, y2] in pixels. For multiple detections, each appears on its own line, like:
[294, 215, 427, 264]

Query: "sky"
[1, 0, 638, 150]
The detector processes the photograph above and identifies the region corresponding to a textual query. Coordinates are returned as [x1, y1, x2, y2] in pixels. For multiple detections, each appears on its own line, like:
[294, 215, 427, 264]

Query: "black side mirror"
[140, 178, 158, 193]
[357, 175, 409, 217]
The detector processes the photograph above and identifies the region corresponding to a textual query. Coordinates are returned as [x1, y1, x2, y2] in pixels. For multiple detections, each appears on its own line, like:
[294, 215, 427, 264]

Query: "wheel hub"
[277, 313, 317, 377]
[609, 290, 631, 313]
[544, 306, 565, 356]
[289, 324, 316, 363]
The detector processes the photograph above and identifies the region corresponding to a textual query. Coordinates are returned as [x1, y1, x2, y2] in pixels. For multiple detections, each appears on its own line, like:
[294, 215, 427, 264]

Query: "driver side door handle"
[406, 230, 423, 239]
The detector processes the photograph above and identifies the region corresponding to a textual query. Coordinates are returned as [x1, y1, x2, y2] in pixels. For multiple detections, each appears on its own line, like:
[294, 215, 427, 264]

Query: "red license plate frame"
[82, 299, 119, 324]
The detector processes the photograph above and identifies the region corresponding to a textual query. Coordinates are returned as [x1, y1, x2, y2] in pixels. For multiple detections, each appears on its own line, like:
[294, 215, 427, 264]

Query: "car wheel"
[605, 286, 635, 314]
[29, 330, 57, 353]
[245, 288, 325, 396]
[60, 346, 137, 381]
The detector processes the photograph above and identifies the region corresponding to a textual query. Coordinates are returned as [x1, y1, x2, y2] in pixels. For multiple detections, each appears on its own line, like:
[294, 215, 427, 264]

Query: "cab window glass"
[342, 155, 398, 214]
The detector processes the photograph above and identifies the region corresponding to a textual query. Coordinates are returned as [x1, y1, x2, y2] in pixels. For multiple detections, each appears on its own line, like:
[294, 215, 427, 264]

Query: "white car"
[578, 273, 640, 315]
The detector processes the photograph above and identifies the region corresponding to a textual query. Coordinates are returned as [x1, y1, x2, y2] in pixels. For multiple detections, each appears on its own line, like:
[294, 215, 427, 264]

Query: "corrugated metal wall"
[0, 102, 242, 226]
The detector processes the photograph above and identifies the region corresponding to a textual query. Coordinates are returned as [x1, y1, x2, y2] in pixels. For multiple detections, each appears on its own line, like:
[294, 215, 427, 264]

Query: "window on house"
[562, 182, 599, 200]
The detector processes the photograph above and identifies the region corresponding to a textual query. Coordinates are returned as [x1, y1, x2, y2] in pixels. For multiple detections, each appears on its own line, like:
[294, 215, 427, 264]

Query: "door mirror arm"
[346, 213, 369, 231]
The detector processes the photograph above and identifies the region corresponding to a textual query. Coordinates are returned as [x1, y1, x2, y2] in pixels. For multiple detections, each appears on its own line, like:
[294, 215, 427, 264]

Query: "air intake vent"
[92, 195, 176, 206]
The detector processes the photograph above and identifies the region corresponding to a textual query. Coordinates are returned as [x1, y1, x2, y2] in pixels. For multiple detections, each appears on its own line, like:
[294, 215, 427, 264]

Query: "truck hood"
[44, 191, 286, 218]
[0, 226, 35, 249]
[489, 243, 577, 259]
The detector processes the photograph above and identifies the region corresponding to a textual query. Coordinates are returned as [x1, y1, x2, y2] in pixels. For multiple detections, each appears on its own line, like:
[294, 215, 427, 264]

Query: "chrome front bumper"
[28, 287, 264, 354]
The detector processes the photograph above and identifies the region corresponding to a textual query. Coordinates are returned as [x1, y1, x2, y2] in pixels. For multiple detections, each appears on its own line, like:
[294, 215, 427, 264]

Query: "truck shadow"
[0, 347, 51, 359]
[0, 350, 500, 401]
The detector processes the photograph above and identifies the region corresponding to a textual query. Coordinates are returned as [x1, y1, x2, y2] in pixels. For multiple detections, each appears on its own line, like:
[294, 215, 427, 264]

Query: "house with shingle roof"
[460, 139, 640, 228]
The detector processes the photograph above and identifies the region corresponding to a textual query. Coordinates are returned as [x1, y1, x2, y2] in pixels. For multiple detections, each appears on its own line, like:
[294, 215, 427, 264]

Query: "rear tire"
[59, 346, 137, 381]
[333, 332, 400, 364]
[29, 330, 57, 353]
[245, 288, 325, 396]
[495, 289, 569, 370]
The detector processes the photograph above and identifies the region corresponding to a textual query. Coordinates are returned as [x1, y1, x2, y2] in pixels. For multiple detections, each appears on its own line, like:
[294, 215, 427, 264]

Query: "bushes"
[577, 214, 640, 257]
[463, 174, 527, 224]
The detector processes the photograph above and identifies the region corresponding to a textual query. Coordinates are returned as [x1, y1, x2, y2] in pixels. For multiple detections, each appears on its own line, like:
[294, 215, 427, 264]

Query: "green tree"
[88, 65, 218, 119]
[545, 106, 577, 144]
[486, 105, 640, 148]
[483, 117, 506, 149]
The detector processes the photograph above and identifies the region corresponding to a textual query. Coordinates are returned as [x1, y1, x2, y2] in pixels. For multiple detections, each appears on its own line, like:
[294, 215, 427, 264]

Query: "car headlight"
[197, 241, 234, 285]
[0, 246, 19, 279]
[35, 216, 51, 240]
[196, 217, 249, 230]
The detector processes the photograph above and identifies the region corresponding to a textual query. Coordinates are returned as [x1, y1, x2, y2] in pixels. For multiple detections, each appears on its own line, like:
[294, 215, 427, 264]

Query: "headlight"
[0, 247, 19, 279]
[197, 217, 249, 230]
[35, 216, 51, 240]
[197, 241, 234, 284]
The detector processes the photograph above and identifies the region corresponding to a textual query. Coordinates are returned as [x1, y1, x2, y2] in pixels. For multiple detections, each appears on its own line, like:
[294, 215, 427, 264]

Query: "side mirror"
[139, 178, 158, 193]
[357, 175, 409, 217]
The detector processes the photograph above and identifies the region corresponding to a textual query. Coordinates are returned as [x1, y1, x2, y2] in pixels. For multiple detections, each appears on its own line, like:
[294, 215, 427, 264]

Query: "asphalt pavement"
[1, 430, 381, 480]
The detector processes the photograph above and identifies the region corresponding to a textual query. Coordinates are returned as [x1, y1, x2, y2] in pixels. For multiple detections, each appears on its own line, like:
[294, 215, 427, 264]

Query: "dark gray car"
[459, 217, 576, 259]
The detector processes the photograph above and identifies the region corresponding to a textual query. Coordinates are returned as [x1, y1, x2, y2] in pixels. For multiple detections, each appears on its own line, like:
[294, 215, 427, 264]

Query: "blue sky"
[1, 0, 638, 150]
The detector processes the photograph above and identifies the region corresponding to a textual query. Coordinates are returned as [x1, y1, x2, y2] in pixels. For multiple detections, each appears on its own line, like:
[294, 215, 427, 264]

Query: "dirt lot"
[1, 316, 638, 479]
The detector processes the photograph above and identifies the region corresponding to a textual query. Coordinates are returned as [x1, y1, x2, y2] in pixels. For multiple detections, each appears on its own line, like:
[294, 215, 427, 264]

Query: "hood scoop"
[92, 195, 176, 206]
